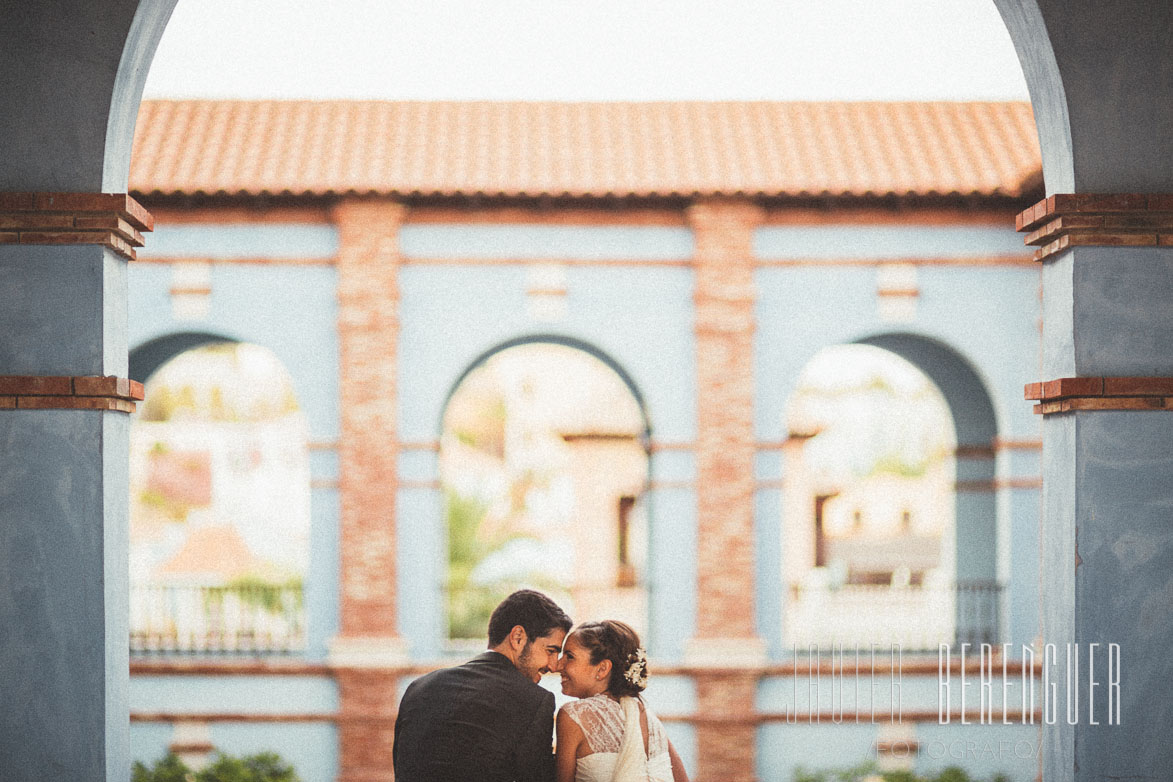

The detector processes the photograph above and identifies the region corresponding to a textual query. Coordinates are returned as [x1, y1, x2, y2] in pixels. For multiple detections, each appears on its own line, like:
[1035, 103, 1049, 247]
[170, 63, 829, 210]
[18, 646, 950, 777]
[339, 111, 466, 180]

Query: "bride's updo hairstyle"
[571, 620, 648, 697]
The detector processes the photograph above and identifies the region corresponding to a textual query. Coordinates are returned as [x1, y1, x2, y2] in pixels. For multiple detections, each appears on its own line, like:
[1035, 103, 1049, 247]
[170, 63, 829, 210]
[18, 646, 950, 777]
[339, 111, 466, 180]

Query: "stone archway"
[3, 3, 1173, 781]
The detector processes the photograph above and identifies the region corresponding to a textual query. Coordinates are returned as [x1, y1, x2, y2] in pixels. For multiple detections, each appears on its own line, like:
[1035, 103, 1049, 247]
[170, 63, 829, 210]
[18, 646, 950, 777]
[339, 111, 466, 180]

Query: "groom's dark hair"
[487, 589, 572, 647]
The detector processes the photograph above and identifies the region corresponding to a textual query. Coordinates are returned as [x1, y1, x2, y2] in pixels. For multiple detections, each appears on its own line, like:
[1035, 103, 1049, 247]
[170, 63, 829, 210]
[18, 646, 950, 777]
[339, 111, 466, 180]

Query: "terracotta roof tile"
[130, 100, 1041, 200]
[155, 523, 261, 582]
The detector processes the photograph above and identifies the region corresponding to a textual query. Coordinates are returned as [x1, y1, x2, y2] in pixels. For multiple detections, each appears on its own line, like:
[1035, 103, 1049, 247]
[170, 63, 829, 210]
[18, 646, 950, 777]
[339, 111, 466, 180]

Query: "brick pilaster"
[688, 198, 764, 782]
[695, 673, 759, 782]
[333, 199, 407, 782]
[689, 197, 762, 641]
[334, 198, 407, 641]
[336, 669, 402, 782]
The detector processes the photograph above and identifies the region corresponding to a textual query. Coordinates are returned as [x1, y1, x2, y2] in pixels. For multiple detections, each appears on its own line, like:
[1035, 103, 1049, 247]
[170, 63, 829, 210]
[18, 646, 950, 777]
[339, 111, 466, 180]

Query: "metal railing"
[130, 583, 305, 655]
[784, 580, 1002, 653]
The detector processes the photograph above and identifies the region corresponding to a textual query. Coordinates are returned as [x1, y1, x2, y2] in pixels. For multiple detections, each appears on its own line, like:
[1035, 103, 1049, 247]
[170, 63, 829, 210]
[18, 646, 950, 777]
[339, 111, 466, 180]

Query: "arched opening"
[128, 338, 311, 655]
[782, 337, 999, 650]
[439, 339, 651, 646]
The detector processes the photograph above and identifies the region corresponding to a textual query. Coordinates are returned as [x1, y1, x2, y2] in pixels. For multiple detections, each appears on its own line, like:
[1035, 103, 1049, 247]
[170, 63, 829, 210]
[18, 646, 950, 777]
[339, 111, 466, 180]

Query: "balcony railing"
[784, 580, 1003, 652]
[130, 583, 305, 655]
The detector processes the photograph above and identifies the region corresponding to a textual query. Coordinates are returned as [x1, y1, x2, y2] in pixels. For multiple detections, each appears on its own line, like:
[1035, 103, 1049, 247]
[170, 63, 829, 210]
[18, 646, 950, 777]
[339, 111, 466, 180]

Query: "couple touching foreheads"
[393, 589, 689, 782]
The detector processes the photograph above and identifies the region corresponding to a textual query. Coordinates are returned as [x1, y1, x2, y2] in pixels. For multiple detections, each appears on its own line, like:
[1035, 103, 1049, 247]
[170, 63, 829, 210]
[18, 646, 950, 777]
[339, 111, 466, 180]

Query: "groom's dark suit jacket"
[393, 651, 556, 782]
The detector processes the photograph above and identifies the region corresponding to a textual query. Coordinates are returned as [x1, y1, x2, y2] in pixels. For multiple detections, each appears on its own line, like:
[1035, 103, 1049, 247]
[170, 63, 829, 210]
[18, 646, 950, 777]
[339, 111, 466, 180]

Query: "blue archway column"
[0, 200, 151, 782]
[0, 3, 175, 781]
[995, 1, 1173, 778]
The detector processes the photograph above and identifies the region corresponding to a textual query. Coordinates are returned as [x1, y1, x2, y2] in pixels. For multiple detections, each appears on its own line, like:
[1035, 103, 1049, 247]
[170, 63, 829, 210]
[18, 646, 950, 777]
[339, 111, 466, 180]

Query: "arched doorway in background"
[128, 337, 311, 655]
[439, 340, 651, 645]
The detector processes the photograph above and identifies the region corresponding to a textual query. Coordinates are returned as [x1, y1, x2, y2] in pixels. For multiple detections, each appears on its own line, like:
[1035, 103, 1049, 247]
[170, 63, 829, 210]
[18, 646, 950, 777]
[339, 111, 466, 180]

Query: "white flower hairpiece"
[624, 646, 649, 688]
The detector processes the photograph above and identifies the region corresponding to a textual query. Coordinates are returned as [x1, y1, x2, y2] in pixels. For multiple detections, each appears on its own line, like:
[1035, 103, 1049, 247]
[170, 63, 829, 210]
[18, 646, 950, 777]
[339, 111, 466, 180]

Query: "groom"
[393, 589, 573, 782]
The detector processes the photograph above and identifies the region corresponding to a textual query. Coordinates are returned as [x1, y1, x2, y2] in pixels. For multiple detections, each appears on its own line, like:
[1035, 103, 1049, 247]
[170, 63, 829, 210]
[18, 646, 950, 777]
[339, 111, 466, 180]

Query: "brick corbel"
[0, 375, 145, 413]
[0, 192, 153, 261]
[1024, 376, 1173, 414]
[1016, 193, 1173, 262]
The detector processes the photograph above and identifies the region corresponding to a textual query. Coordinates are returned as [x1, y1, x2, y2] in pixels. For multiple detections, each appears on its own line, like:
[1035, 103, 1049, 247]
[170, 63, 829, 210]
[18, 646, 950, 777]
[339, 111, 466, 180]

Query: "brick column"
[331, 198, 407, 782]
[686, 198, 764, 782]
[696, 674, 759, 782]
[336, 670, 402, 782]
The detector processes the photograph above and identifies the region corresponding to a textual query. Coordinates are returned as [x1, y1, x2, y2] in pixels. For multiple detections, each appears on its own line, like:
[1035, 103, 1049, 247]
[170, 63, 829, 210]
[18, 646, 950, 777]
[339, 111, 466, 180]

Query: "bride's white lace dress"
[561, 693, 674, 782]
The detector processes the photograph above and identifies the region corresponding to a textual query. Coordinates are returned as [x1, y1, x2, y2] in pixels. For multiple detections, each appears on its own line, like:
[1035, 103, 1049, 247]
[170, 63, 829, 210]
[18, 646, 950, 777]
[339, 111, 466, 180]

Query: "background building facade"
[124, 99, 1044, 782]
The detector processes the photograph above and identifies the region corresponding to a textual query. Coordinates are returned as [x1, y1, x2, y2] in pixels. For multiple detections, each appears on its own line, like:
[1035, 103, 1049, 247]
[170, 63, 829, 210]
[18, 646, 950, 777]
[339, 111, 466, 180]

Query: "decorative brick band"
[1025, 376, 1173, 414]
[0, 192, 154, 261]
[0, 375, 145, 413]
[132, 713, 334, 724]
[1016, 193, 1173, 262]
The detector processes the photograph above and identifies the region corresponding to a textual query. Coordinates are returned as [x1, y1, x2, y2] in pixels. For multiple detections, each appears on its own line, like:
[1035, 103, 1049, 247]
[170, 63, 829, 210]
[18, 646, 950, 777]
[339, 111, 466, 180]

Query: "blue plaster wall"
[129, 676, 340, 782]
[400, 224, 693, 260]
[128, 260, 341, 660]
[129, 675, 338, 714]
[130, 722, 338, 782]
[754, 225, 1026, 260]
[754, 257, 1042, 659]
[124, 217, 1046, 782]
[137, 224, 339, 259]
[396, 259, 697, 660]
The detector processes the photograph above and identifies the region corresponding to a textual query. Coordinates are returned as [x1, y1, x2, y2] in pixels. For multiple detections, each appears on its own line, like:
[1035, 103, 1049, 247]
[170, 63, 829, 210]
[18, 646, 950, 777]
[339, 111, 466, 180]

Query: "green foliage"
[881, 772, 920, 782]
[444, 488, 551, 639]
[133, 754, 189, 782]
[836, 761, 880, 781]
[138, 488, 190, 522]
[792, 761, 877, 782]
[140, 385, 178, 422]
[222, 575, 305, 614]
[445, 489, 506, 639]
[869, 452, 929, 478]
[934, 769, 973, 782]
[791, 765, 1003, 782]
[131, 752, 300, 782]
[197, 752, 300, 782]
[209, 386, 232, 421]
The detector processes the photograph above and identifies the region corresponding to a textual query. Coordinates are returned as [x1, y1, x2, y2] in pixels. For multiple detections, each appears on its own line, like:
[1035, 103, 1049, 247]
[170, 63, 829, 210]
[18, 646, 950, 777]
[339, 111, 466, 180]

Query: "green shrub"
[792, 761, 879, 782]
[791, 765, 1010, 782]
[133, 754, 190, 782]
[196, 752, 299, 782]
[131, 751, 300, 782]
[934, 767, 973, 782]
[882, 772, 920, 782]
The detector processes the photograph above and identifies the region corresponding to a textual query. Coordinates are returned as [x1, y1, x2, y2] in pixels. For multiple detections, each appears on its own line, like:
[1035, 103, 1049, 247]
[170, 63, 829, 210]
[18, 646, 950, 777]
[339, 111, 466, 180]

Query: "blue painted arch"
[424, 332, 659, 653]
[854, 331, 998, 450]
[126, 330, 338, 661]
[774, 331, 1003, 650]
[129, 330, 235, 384]
[438, 333, 654, 445]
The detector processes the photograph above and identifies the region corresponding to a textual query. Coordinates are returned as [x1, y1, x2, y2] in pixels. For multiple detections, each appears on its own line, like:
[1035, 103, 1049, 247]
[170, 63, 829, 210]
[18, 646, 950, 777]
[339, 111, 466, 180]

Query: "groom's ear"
[508, 625, 527, 651]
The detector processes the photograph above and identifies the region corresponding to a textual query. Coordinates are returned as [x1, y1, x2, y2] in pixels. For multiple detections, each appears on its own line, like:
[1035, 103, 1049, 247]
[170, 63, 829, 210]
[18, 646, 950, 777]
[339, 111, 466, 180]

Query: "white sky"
[143, 0, 1030, 101]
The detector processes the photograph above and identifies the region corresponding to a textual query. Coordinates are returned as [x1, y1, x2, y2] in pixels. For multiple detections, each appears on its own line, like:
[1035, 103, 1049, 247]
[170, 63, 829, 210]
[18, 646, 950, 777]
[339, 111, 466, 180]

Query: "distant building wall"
[126, 197, 1042, 782]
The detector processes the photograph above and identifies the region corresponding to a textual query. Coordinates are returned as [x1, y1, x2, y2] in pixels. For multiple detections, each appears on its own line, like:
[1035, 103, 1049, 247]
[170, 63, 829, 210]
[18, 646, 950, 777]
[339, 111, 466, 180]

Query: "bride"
[554, 620, 690, 782]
